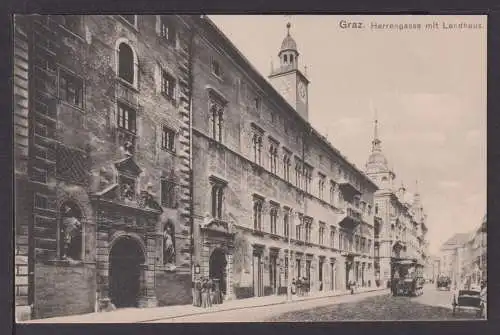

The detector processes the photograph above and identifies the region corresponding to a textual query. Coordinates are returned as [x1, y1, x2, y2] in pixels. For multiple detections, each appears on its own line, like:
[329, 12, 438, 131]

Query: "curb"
[139, 287, 390, 323]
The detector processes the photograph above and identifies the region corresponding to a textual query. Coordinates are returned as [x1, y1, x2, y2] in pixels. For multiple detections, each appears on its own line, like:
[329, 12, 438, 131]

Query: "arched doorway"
[109, 236, 145, 308]
[209, 248, 227, 295]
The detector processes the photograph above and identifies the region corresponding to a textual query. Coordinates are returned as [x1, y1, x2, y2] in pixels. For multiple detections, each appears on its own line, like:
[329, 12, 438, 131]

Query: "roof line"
[196, 16, 378, 190]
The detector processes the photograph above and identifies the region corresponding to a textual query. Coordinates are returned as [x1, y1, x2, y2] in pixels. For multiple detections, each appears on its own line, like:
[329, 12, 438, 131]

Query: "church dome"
[366, 151, 389, 172]
[280, 23, 298, 52]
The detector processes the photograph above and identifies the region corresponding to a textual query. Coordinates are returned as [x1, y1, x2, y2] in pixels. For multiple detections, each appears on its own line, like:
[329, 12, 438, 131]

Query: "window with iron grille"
[161, 126, 175, 152]
[59, 69, 83, 108]
[160, 16, 176, 44]
[32, 167, 47, 183]
[34, 193, 56, 211]
[56, 146, 88, 184]
[161, 71, 176, 100]
[161, 179, 176, 208]
[117, 103, 137, 133]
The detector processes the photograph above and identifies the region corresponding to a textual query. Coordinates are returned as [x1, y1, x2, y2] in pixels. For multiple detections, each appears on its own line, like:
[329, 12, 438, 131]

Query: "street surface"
[146, 284, 481, 322]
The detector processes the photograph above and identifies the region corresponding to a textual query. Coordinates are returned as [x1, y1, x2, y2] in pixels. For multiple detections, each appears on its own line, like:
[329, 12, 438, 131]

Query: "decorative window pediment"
[115, 156, 143, 177]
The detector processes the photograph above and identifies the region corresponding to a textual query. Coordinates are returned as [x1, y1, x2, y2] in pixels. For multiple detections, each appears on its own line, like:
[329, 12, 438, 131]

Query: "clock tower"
[269, 22, 310, 121]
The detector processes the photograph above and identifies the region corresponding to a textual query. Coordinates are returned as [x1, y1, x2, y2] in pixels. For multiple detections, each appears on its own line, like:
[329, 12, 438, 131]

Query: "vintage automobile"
[452, 288, 485, 318]
[391, 260, 424, 297]
[436, 276, 451, 290]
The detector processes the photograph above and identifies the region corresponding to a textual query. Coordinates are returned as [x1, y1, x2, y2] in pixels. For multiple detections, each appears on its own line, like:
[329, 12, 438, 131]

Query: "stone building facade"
[190, 18, 378, 300]
[365, 119, 429, 287]
[14, 15, 194, 320]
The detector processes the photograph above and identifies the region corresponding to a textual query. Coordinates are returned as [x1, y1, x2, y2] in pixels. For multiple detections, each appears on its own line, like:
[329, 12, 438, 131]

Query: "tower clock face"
[298, 81, 307, 102]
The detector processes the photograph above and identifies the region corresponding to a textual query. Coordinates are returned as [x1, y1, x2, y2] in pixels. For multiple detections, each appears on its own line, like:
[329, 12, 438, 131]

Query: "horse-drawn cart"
[452, 288, 485, 318]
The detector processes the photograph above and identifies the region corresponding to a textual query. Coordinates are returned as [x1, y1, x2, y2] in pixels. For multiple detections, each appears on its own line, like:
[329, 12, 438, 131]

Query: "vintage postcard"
[13, 14, 486, 323]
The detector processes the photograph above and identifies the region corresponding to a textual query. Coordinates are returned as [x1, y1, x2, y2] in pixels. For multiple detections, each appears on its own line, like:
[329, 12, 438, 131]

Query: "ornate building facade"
[190, 19, 378, 300]
[15, 15, 383, 320]
[365, 119, 429, 287]
[14, 15, 195, 320]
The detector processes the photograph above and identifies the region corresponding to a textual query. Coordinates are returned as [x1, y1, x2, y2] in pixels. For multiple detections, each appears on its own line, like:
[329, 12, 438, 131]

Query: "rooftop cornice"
[194, 16, 378, 191]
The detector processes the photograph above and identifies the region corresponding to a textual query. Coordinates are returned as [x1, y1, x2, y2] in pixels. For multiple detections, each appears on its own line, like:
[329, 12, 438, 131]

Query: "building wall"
[190, 17, 377, 300]
[15, 15, 194, 319]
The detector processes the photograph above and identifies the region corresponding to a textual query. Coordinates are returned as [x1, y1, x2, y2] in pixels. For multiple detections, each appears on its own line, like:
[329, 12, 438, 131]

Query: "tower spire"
[286, 22, 291, 36]
[371, 102, 382, 153]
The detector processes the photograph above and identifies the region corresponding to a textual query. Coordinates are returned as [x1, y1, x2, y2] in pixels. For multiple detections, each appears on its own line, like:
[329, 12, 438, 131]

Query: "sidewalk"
[24, 286, 389, 323]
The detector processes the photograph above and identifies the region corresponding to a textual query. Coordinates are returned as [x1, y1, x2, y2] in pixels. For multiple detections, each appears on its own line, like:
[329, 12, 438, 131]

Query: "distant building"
[439, 233, 472, 286]
[364, 118, 430, 287]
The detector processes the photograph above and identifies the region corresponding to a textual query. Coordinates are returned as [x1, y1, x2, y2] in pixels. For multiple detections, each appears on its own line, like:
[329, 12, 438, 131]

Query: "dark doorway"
[269, 253, 278, 294]
[109, 237, 145, 308]
[210, 248, 227, 295]
[318, 258, 324, 291]
[253, 251, 264, 297]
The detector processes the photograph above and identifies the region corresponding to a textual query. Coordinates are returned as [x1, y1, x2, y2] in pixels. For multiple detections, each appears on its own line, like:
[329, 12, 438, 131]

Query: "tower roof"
[280, 22, 298, 53]
[366, 114, 389, 173]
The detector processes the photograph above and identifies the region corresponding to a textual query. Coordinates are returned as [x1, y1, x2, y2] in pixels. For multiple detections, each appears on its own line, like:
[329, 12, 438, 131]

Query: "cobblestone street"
[266, 285, 482, 321]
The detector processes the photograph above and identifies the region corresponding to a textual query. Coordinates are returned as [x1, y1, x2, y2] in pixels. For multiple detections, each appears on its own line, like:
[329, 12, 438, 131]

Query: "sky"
[209, 15, 487, 255]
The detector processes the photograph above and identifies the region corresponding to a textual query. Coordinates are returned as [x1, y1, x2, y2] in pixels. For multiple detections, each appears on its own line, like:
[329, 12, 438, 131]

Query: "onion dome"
[280, 22, 298, 53]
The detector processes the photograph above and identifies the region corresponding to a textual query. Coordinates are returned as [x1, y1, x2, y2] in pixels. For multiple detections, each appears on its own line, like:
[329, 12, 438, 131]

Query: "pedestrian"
[213, 279, 221, 305]
[208, 278, 214, 307]
[296, 277, 302, 296]
[291, 278, 296, 295]
[193, 278, 202, 307]
[201, 277, 210, 308]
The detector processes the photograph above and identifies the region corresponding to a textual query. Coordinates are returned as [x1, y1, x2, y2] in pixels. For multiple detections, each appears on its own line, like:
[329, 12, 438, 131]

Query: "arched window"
[163, 220, 176, 265]
[283, 211, 290, 237]
[284, 54, 288, 63]
[290, 54, 294, 64]
[118, 42, 135, 84]
[59, 202, 83, 261]
[253, 199, 263, 231]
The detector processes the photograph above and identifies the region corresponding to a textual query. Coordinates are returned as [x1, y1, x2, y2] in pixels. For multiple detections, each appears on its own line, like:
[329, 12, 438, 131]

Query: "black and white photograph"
[13, 14, 486, 323]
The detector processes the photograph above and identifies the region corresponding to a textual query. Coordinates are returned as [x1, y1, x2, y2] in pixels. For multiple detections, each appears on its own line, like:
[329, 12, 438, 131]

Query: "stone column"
[138, 235, 158, 308]
[225, 253, 235, 300]
[96, 229, 111, 310]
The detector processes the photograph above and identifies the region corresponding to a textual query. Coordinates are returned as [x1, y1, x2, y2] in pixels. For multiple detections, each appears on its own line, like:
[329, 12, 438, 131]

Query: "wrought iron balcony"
[339, 205, 362, 229]
[337, 178, 362, 201]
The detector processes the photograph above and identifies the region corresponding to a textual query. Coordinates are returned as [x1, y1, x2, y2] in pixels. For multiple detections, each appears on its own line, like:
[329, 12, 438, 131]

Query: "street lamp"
[287, 212, 302, 302]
